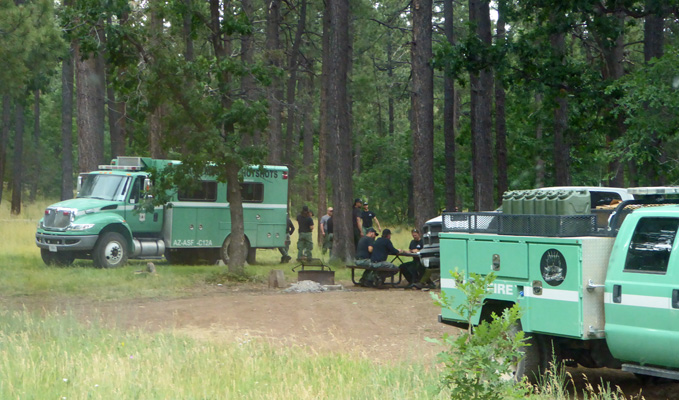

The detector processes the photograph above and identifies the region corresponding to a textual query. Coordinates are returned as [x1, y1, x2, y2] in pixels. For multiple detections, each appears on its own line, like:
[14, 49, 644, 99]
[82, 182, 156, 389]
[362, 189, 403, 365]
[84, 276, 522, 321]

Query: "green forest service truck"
[438, 187, 679, 382]
[36, 156, 288, 268]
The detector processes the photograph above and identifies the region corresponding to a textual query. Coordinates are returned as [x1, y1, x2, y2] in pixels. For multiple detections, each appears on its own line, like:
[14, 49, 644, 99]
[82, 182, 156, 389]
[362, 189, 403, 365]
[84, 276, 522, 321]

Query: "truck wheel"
[93, 232, 128, 268]
[506, 322, 542, 384]
[41, 249, 75, 266]
[220, 236, 250, 265]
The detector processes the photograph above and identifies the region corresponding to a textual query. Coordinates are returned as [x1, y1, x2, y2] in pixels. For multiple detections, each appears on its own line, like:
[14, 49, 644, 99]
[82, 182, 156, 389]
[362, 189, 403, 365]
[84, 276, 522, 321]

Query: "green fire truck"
[35, 156, 289, 268]
[438, 187, 679, 382]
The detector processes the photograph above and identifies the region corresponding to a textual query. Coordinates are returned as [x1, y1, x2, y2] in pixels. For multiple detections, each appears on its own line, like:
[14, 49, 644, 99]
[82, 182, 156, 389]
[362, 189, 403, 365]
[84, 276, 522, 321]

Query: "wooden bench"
[345, 264, 402, 287]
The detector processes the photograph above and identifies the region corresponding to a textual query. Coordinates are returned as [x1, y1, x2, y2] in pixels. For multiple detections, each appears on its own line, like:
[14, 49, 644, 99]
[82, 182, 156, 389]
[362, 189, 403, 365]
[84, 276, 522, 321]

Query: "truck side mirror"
[76, 175, 83, 196]
[144, 178, 153, 199]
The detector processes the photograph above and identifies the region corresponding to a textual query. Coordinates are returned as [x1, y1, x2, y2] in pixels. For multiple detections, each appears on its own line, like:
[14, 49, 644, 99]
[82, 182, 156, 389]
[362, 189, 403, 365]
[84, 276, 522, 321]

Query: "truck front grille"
[423, 224, 442, 246]
[43, 208, 72, 229]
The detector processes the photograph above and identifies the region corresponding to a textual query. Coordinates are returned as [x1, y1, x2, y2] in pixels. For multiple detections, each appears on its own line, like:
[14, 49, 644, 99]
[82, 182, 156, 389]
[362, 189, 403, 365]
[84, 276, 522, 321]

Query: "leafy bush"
[430, 271, 532, 400]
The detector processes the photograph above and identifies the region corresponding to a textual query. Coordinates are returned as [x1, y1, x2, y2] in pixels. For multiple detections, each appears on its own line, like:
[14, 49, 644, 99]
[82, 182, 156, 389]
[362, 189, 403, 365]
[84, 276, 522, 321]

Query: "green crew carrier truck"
[36, 156, 288, 268]
[438, 187, 679, 382]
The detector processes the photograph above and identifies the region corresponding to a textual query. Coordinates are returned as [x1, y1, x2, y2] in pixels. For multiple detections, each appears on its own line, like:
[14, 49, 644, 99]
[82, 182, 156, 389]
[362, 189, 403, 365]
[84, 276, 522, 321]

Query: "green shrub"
[430, 271, 532, 400]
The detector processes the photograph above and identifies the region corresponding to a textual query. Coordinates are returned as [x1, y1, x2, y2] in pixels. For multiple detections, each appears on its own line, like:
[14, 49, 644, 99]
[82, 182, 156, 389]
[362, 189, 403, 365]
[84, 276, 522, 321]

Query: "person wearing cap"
[296, 205, 314, 261]
[361, 202, 382, 235]
[370, 228, 403, 285]
[353, 198, 363, 247]
[320, 207, 334, 256]
[355, 228, 378, 267]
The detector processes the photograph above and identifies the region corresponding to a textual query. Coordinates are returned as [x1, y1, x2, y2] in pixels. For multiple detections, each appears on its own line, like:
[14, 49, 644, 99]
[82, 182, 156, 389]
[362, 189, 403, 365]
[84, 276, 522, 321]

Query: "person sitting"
[400, 228, 424, 285]
[355, 228, 377, 267]
[370, 228, 403, 286]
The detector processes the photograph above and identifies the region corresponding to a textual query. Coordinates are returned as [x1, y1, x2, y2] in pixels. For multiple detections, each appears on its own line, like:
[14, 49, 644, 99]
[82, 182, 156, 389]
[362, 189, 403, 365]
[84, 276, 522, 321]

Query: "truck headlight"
[68, 223, 95, 231]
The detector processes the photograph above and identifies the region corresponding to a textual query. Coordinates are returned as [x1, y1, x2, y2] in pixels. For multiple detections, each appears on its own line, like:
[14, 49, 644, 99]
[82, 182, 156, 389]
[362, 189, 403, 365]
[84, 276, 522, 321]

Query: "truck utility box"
[440, 233, 614, 339]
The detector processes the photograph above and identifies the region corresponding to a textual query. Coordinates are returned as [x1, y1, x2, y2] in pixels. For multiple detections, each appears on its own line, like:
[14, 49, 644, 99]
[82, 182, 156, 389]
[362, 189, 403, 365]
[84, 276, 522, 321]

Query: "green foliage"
[430, 272, 532, 400]
[0, 0, 64, 96]
[608, 47, 679, 182]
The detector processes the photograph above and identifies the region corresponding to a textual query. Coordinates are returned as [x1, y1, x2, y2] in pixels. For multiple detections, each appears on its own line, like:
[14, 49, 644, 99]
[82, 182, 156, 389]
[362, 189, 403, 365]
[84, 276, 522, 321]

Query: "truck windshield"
[78, 174, 129, 201]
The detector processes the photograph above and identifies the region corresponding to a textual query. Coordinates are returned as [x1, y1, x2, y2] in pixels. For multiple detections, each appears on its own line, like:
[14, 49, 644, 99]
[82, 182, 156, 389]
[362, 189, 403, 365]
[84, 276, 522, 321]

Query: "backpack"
[359, 269, 380, 287]
[399, 261, 422, 284]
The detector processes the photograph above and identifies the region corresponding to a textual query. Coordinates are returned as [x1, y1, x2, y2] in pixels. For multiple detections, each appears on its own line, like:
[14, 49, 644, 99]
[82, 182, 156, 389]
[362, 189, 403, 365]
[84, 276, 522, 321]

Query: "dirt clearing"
[7, 279, 679, 399]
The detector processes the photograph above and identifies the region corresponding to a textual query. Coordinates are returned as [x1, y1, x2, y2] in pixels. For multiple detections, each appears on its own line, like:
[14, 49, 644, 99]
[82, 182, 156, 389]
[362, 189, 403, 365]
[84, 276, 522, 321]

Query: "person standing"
[320, 207, 334, 256]
[278, 216, 295, 263]
[296, 206, 314, 261]
[353, 198, 363, 247]
[361, 202, 382, 235]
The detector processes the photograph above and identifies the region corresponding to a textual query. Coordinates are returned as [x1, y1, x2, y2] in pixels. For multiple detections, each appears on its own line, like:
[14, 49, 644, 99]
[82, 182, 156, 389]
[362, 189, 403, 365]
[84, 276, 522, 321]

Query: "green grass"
[0, 309, 447, 400]
[0, 197, 419, 300]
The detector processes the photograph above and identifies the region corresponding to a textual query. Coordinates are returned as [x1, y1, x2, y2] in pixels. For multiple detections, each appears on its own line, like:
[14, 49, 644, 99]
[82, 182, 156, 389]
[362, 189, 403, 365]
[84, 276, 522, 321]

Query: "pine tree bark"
[324, 0, 353, 262]
[149, 3, 165, 158]
[469, 0, 494, 211]
[29, 90, 40, 202]
[266, 0, 283, 164]
[495, 9, 508, 203]
[285, 0, 307, 165]
[75, 40, 105, 173]
[551, 29, 570, 186]
[0, 96, 10, 204]
[61, 41, 74, 200]
[11, 101, 24, 215]
[411, 0, 436, 228]
[443, 0, 457, 212]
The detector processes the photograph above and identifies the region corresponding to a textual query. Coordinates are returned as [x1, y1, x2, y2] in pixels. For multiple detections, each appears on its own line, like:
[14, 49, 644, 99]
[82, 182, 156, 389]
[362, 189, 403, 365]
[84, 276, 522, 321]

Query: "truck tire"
[41, 249, 75, 266]
[220, 236, 250, 265]
[507, 322, 542, 384]
[93, 232, 128, 268]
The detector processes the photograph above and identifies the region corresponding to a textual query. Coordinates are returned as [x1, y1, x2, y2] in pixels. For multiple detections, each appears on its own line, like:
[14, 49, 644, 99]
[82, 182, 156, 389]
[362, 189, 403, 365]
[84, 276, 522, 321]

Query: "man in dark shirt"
[361, 202, 382, 235]
[401, 229, 424, 285]
[355, 228, 377, 267]
[369, 229, 403, 286]
[370, 228, 402, 267]
[296, 206, 314, 261]
[409, 229, 423, 252]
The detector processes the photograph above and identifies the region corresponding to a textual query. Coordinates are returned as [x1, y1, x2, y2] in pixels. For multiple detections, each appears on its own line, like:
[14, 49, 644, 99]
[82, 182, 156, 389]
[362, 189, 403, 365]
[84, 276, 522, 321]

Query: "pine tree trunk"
[411, 0, 436, 229]
[469, 0, 494, 211]
[266, 0, 283, 164]
[324, 0, 353, 262]
[226, 163, 247, 273]
[443, 0, 457, 212]
[29, 90, 40, 202]
[11, 101, 24, 215]
[61, 41, 74, 200]
[0, 96, 10, 204]
[75, 41, 105, 173]
[495, 9, 508, 203]
[285, 0, 307, 165]
[551, 29, 570, 186]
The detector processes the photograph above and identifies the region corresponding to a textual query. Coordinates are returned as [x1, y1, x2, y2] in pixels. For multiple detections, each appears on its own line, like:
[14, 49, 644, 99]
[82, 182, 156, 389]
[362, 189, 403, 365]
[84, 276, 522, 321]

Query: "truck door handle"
[613, 284, 622, 303]
[673, 290, 679, 309]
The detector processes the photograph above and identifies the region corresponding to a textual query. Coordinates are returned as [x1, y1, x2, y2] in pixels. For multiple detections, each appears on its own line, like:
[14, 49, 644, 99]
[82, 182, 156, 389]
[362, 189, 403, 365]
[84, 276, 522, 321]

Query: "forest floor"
[7, 278, 678, 400]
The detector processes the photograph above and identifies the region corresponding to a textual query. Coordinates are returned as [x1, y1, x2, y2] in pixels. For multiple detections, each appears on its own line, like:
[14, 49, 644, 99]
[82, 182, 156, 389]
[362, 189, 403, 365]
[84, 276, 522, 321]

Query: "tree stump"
[268, 269, 286, 288]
